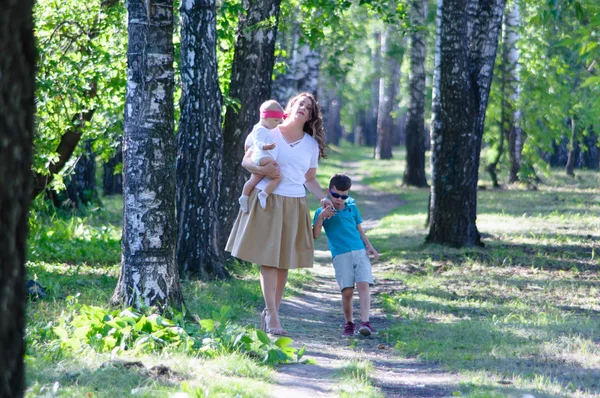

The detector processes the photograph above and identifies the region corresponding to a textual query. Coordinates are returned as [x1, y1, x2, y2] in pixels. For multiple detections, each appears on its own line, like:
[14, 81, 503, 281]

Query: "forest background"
[1, 0, 599, 396]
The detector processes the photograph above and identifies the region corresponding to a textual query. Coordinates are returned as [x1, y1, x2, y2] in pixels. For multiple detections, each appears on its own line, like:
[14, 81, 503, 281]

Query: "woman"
[226, 92, 331, 335]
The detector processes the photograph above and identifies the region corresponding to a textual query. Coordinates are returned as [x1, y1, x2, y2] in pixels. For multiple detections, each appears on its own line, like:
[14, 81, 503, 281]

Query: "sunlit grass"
[25, 143, 600, 396]
[336, 359, 382, 398]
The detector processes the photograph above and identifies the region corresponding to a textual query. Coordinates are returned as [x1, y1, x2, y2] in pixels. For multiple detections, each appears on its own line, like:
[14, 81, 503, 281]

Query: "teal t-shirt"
[313, 197, 364, 258]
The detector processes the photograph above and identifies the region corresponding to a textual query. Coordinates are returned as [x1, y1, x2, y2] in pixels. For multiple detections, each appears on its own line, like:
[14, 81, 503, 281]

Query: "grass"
[25, 142, 600, 397]
[336, 359, 382, 398]
[352, 145, 600, 397]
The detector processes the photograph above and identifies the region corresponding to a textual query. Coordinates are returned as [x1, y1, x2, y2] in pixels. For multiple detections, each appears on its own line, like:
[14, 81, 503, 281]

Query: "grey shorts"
[332, 249, 374, 291]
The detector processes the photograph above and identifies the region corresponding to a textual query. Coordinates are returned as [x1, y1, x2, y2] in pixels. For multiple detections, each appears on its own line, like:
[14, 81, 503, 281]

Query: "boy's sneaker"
[358, 321, 374, 336]
[342, 322, 356, 337]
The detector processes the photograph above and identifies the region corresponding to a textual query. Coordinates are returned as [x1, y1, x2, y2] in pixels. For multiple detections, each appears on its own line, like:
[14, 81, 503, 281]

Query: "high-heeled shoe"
[264, 309, 288, 336]
[260, 308, 267, 332]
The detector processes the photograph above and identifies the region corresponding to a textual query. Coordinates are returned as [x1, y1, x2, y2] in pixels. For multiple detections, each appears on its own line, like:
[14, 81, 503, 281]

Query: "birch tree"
[0, 2, 36, 396]
[220, 0, 282, 246]
[503, 0, 522, 183]
[177, 0, 227, 279]
[403, 0, 429, 187]
[376, 26, 405, 160]
[427, 0, 505, 247]
[111, 0, 183, 309]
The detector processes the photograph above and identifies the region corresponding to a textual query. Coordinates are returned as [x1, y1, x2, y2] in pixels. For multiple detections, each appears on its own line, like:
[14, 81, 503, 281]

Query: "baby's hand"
[262, 142, 276, 150]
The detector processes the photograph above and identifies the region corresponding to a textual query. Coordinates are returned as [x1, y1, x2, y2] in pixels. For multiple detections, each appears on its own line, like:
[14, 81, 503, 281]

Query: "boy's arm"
[312, 207, 334, 239]
[357, 224, 379, 261]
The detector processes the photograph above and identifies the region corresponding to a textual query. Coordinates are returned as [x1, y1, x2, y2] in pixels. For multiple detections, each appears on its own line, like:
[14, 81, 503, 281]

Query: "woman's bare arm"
[242, 150, 280, 179]
[304, 168, 332, 208]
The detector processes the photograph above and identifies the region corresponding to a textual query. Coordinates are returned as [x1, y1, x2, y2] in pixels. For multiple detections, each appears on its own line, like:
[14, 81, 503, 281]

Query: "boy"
[312, 174, 379, 337]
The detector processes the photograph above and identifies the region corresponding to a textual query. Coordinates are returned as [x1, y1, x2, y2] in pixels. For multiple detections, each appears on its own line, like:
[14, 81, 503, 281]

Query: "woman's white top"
[249, 126, 319, 198]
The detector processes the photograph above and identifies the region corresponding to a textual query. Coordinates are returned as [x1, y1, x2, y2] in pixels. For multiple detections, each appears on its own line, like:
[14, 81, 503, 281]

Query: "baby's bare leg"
[242, 173, 265, 196]
[258, 157, 280, 195]
[257, 157, 279, 209]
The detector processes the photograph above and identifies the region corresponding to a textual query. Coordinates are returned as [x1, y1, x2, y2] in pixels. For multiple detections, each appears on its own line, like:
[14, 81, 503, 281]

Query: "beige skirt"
[225, 189, 314, 269]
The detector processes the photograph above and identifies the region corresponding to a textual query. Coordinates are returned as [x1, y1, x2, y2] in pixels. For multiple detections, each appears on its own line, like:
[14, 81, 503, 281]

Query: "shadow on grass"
[384, 305, 600, 395]
[26, 356, 179, 397]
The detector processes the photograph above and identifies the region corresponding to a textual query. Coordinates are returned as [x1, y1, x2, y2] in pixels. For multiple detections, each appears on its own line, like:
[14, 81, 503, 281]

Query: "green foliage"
[30, 293, 303, 366]
[28, 198, 121, 265]
[34, 0, 127, 185]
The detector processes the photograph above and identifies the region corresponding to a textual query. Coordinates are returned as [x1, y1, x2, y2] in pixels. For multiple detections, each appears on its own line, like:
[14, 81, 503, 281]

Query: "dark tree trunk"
[365, 32, 381, 148]
[111, 0, 183, 310]
[427, 0, 505, 247]
[177, 0, 227, 280]
[403, 0, 429, 187]
[103, 144, 123, 195]
[65, 140, 98, 207]
[0, 2, 35, 397]
[582, 126, 598, 170]
[31, 104, 96, 199]
[376, 26, 404, 160]
[565, 116, 578, 177]
[219, 0, 282, 249]
[354, 110, 366, 146]
[322, 87, 342, 146]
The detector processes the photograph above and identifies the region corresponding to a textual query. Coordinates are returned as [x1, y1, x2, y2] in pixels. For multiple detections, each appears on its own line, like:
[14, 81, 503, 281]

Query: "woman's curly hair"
[285, 92, 327, 159]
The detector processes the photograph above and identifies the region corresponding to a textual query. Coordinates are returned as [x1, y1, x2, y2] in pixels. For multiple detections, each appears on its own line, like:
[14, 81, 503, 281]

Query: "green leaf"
[53, 326, 69, 340]
[73, 325, 90, 339]
[256, 330, 271, 345]
[297, 346, 306, 361]
[274, 336, 293, 348]
[219, 306, 231, 320]
[199, 319, 215, 332]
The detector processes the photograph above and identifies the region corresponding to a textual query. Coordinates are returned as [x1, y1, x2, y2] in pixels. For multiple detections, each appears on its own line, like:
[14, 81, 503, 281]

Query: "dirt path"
[268, 164, 458, 397]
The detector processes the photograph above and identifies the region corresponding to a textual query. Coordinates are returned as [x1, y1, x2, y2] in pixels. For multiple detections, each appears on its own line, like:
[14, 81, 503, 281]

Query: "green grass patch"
[348, 146, 600, 397]
[336, 359, 383, 398]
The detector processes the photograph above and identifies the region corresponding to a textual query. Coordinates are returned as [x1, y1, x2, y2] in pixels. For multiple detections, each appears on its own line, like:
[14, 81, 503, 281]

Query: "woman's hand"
[319, 205, 335, 220]
[242, 150, 280, 179]
[320, 197, 333, 209]
[261, 160, 280, 179]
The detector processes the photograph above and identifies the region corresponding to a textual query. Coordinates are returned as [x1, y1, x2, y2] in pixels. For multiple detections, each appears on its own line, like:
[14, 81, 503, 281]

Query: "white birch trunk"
[112, 0, 183, 309]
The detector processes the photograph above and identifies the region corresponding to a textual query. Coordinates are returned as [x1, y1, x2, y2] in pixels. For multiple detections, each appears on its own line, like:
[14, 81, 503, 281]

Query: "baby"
[238, 100, 284, 212]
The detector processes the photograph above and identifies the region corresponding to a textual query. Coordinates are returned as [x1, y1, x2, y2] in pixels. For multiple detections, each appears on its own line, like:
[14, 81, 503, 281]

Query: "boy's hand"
[262, 142, 276, 150]
[367, 246, 379, 261]
[320, 206, 335, 220]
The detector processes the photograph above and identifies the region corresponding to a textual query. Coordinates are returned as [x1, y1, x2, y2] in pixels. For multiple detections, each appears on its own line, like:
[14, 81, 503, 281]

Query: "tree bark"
[295, 44, 320, 97]
[365, 32, 381, 148]
[111, 0, 183, 310]
[582, 126, 598, 170]
[0, 2, 35, 396]
[64, 140, 98, 207]
[565, 116, 578, 176]
[103, 144, 123, 195]
[177, 0, 227, 280]
[403, 0, 429, 187]
[376, 26, 404, 160]
[219, 0, 282, 249]
[502, 0, 522, 183]
[427, 0, 505, 247]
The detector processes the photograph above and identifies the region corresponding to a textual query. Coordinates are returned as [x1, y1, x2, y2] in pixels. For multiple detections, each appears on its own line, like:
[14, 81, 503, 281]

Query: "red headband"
[261, 110, 284, 119]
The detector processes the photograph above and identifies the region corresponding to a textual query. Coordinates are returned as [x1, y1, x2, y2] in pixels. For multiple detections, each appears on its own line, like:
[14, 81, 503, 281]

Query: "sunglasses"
[329, 189, 349, 200]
